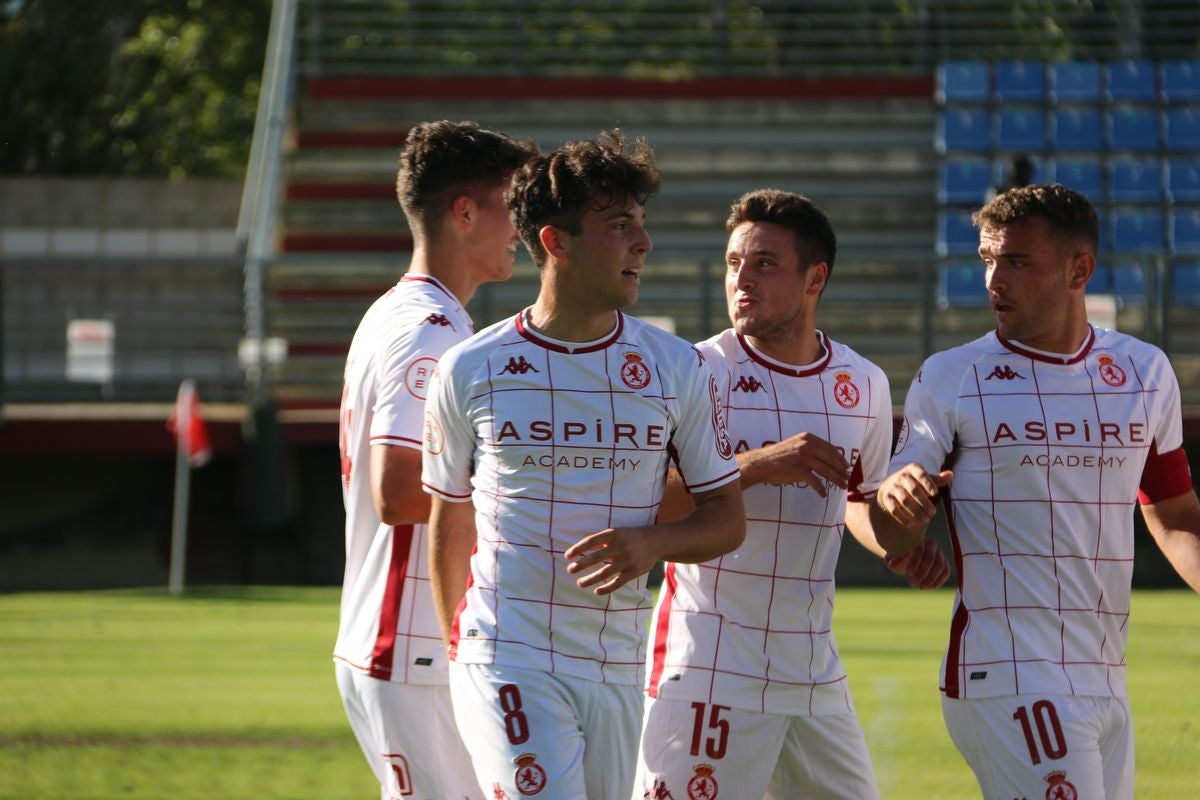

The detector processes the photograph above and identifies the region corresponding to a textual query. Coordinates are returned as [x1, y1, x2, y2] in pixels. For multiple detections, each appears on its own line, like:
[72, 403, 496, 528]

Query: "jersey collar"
[996, 325, 1096, 365]
[736, 331, 833, 377]
[515, 308, 625, 354]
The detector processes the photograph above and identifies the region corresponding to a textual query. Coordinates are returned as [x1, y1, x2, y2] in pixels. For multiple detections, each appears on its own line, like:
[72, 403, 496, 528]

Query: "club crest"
[833, 371, 860, 409]
[621, 352, 652, 390]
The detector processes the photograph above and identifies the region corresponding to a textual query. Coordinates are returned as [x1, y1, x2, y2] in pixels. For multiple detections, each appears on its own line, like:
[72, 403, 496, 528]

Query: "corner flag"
[167, 380, 212, 468]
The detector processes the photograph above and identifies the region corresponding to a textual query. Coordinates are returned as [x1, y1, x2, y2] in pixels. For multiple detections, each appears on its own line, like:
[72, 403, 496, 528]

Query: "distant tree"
[0, 0, 269, 177]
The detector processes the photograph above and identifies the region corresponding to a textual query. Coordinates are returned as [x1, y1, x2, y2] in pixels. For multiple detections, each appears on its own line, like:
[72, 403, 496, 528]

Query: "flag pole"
[168, 380, 194, 596]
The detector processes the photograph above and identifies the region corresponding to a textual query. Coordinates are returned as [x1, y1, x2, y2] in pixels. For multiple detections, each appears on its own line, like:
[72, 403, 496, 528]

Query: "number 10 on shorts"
[1013, 699, 1067, 765]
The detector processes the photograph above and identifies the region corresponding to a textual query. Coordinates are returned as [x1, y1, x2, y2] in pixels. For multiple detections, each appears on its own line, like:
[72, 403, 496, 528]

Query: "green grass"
[1, 587, 1196, 799]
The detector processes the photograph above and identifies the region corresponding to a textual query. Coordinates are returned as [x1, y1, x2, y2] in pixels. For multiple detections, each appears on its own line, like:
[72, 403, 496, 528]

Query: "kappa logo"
[513, 753, 547, 796]
[985, 365, 1026, 381]
[493, 783, 512, 800]
[424, 313, 452, 327]
[687, 764, 718, 800]
[1043, 770, 1078, 800]
[500, 356, 540, 375]
[1097, 355, 1127, 387]
[645, 780, 677, 799]
[732, 375, 764, 393]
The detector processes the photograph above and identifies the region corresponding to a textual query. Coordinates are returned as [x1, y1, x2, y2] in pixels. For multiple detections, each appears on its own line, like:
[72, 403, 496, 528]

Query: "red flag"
[167, 380, 212, 467]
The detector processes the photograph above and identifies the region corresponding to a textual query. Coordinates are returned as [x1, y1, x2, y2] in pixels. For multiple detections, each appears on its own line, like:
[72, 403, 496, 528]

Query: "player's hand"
[876, 465, 953, 528]
[885, 538, 951, 590]
[564, 527, 657, 596]
[756, 432, 851, 497]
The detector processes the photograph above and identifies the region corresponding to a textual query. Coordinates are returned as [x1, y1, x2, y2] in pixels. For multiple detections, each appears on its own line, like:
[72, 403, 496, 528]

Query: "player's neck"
[526, 295, 618, 343]
[406, 245, 477, 307]
[745, 327, 823, 367]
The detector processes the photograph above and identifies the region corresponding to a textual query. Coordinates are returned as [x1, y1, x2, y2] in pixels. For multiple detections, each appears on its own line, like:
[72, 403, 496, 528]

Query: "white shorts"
[942, 693, 1133, 800]
[449, 661, 642, 800]
[335, 662, 481, 800]
[633, 695, 880, 800]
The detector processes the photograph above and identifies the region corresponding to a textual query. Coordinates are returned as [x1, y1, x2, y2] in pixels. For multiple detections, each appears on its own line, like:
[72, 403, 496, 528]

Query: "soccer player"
[334, 120, 535, 800]
[421, 131, 746, 799]
[634, 189, 950, 800]
[871, 184, 1200, 800]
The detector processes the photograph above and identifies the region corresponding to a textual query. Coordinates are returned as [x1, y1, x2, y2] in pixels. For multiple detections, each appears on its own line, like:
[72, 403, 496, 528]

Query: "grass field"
[1, 587, 1196, 799]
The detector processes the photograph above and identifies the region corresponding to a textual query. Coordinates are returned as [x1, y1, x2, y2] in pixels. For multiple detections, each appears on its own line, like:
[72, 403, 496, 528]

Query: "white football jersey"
[334, 273, 473, 685]
[422, 310, 740, 686]
[646, 330, 892, 715]
[891, 327, 1192, 700]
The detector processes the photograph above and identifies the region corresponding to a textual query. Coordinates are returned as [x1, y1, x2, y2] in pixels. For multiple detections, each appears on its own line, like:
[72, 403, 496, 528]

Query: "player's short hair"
[507, 130, 661, 268]
[725, 189, 837, 279]
[973, 183, 1099, 254]
[396, 120, 536, 241]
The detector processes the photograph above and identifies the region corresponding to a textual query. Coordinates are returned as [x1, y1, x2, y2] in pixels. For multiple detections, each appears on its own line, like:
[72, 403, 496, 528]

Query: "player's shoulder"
[621, 313, 705, 362]
[439, 313, 521, 367]
[1091, 326, 1168, 363]
[824, 335, 888, 382]
[692, 328, 739, 368]
[915, 331, 1004, 384]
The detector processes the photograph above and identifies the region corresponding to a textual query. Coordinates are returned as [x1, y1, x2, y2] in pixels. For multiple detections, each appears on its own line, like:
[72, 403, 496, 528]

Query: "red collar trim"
[996, 327, 1095, 365]
[515, 309, 624, 354]
[736, 331, 833, 377]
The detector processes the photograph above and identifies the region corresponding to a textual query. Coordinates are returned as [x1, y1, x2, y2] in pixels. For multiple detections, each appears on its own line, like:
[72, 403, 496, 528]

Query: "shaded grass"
[1, 586, 1196, 798]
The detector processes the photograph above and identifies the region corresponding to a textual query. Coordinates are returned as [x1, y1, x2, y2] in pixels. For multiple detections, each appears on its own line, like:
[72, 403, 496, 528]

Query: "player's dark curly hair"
[506, 130, 661, 268]
[396, 120, 537, 241]
[973, 183, 1099, 254]
[726, 189, 837, 278]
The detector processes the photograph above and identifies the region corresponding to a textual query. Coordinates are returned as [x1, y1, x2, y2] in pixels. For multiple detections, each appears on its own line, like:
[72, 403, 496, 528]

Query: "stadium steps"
[270, 81, 938, 410]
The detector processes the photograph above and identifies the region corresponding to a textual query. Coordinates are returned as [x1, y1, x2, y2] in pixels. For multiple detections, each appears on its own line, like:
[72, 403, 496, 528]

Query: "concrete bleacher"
[271, 77, 938, 407]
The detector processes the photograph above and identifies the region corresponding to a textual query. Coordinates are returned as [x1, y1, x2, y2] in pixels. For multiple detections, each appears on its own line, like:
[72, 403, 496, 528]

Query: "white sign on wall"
[66, 319, 115, 383]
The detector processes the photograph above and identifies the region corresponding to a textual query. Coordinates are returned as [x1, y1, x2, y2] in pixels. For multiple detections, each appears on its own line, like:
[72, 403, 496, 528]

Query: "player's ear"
[538, 225, 565, 261]
[805, 262, 829, 295]
[1068, 251, 1095, 291]
[450, 194, 476, 231]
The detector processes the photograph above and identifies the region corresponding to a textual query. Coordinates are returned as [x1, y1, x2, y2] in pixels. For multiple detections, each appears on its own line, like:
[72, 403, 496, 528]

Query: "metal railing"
[298, 0, 1200, 78]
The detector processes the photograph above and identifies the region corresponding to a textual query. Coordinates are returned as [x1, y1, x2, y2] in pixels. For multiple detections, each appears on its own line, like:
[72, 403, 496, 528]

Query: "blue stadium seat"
[1162, 60, 1200, 103]
[1112, 210, 1164, 253]
[937, 263, 987, 308]
[995, 61, 1046, 102]
[1052, 159, 1103, 202]
[938, 108, 990, 153]
[1052, 108, 1103, 151]
[1172, 210, 1200, 254]
[1168, 160, 1200, 202]
[994, 155, 1048, 186]
[1172, 262, 1200, 305]
[1110, 159, 1163, 203]
[1109, 108, 1160, 152]
[1112, 263, 1148, 303]
[938, 61, 990, 103]
[1106, 60, 1157, 102]
[997, 109, 1046, 151]
[939, 159, 993, 204]
[1051, 62, 1101, 103]
[1166, 108, 1200, 151]
[938, 211, 979, 256]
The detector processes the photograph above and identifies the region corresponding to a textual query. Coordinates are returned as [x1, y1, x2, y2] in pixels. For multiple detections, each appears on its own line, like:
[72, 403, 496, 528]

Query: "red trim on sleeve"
[367, 524, 414, 681]
[1139, 443, 1193, 504]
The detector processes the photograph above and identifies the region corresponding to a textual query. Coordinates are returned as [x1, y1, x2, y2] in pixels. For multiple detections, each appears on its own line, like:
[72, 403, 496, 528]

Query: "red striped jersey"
[891, 327, 1191, 700]
[334, 274, 472, 684]
[646, 330, 892, 715]
[422, 310, 740, 686]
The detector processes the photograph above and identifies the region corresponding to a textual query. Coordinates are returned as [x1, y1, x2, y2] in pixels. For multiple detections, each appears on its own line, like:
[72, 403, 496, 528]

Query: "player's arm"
[845, 500, 950, 589]
[566, 478, 745, 596]
[370, 445, 430, 526]
[656, 432, 850, 524]
[1141, 490, 1200, 593]
[428, 496, 477, 647]
[868, 463, 954, 556]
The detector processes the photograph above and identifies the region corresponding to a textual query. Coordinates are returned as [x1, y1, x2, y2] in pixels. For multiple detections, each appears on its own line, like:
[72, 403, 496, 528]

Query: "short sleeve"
[888, 357, 957, 476]
[420, 349, 478, 502]
[370, 322, 463, 450]
[1138, 355, 1192, 503]
[669, 351, 740, 493]
[848, 368, 892, 500]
